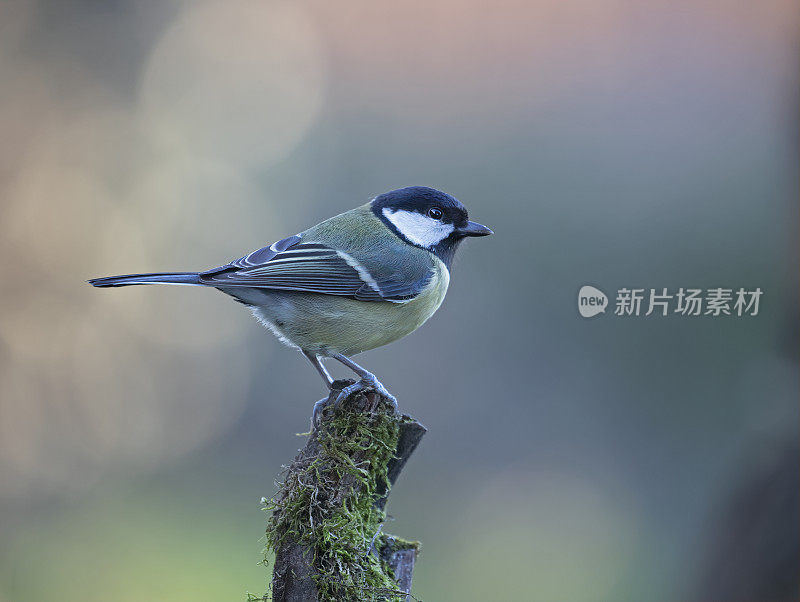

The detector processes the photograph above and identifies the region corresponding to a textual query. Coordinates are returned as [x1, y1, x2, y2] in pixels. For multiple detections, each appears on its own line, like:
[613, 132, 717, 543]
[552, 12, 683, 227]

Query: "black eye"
[428, 207, 443, 220]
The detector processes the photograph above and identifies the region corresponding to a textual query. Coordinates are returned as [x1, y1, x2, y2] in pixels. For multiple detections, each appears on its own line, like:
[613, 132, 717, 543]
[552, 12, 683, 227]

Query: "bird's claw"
[311, 396, 330, 428]
[312, 375, 398, 430]
[335, 374, 398, 411]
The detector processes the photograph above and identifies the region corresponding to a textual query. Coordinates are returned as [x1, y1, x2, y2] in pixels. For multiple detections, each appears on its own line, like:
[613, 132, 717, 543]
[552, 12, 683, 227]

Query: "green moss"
[381, 535, 421, 556]
[260, 395, 410, 601]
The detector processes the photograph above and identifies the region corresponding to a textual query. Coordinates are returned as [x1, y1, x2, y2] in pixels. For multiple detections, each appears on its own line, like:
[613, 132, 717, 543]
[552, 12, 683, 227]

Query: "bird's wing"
[200, 235, 431, 302]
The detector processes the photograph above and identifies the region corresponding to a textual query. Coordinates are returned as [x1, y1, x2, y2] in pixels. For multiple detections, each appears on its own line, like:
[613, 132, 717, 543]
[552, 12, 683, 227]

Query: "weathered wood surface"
[270, 380, 425, 602]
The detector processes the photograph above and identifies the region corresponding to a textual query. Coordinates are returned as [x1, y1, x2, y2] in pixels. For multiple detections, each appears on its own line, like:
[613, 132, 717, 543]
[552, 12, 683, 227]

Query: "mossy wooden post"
[262, 380, 426, 602]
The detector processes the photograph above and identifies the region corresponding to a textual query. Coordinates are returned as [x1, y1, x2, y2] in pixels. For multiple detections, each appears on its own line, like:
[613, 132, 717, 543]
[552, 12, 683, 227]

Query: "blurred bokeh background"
[0, 1, 797, 600]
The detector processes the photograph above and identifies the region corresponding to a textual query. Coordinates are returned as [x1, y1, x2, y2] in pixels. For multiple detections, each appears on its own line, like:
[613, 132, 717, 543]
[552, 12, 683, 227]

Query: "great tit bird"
[89, 186, 491, 421]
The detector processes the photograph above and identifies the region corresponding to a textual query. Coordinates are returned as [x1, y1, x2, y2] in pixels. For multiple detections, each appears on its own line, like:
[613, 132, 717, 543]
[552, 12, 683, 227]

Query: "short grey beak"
[459, 221, 493, 237]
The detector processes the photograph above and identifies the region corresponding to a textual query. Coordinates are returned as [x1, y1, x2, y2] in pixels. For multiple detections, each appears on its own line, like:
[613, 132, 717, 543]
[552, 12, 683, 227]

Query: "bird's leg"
[330, 353, 398, 412]
[303, 351, 335, 427]
[303, 350, 333, 388]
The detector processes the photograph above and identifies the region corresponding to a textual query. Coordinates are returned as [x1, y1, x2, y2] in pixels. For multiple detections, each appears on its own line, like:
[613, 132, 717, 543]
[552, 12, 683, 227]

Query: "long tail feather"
[88, 272, 201, 287]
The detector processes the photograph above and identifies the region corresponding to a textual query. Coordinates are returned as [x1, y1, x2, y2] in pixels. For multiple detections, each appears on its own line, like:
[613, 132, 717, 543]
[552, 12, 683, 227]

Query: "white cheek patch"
[382, 208, 455, 248]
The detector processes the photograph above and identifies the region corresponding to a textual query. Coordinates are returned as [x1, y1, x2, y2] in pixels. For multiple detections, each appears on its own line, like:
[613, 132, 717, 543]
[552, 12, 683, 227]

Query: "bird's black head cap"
[371, 186, 490, 267]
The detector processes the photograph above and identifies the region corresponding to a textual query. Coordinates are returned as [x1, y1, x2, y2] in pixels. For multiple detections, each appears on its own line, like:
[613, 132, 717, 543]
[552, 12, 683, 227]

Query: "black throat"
[429, 234, 464, 269]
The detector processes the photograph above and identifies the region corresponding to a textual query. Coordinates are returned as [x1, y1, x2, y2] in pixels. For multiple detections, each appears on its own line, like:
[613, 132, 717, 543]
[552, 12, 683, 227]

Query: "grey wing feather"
[223, 234, 302, 268]
[353, 278, 430, 302]
[200, 236, 431, 302]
